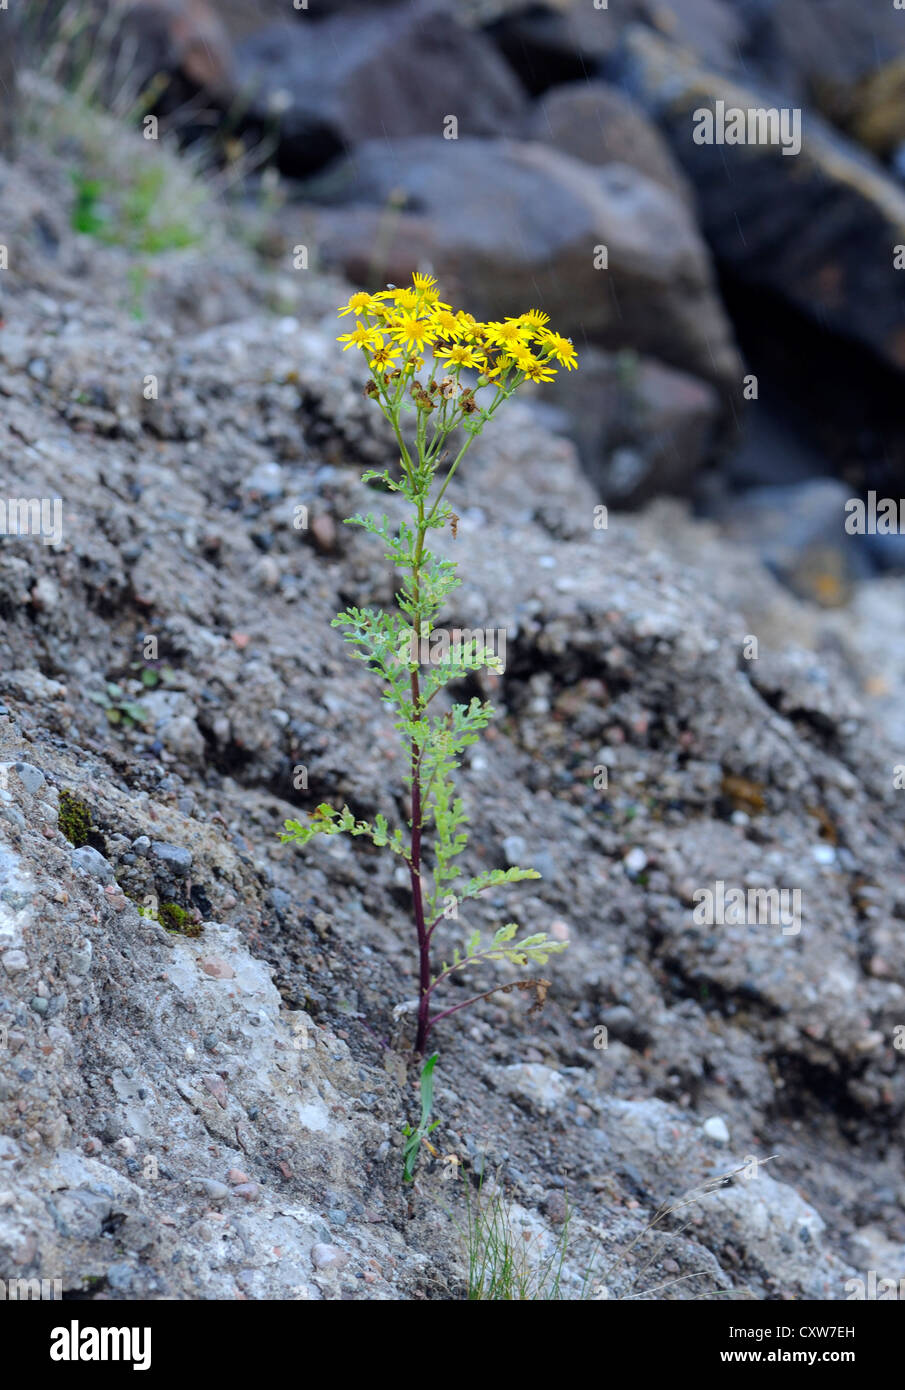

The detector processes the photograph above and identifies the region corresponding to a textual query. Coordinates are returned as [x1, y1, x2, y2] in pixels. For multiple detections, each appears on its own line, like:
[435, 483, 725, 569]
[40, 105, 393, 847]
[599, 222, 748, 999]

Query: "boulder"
[299, 136, 742, 387]
[549, 345, 721, 506]
[738, 0, 905, 122]
[235, 2, 527, 177]
[482, 0, 646, 95]
[526, 79, 693, 205]
[619, 27, 905, 374]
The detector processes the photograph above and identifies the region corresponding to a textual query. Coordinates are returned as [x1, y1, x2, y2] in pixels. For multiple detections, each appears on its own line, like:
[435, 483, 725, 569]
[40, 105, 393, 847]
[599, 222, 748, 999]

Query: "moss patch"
[158, 902, 202, 938]
[58, 790, 93, 847]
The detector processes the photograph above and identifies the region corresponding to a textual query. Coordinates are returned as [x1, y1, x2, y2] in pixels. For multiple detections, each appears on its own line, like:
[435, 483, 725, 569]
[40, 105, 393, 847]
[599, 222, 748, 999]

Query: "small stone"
[311, 1243, 349, 1270]
[132, 836, 151, 855]
[202, 1074, 228, 1108]
[114, 1137, 137, 1158]
[1, 950, 28, 976]
[150, 841, 192, 876]
[227, 1168, 250, 1185]
[194, 1178, 229, 1200]
[623, 847, 647, 874]
[310, 514, 336, 553]
[549, 919, 570, 942]
[501, 835, 527, 866]
[199, 957, 235, 980]
[70, 845, 115, 883]
[13, 763, 44, 794]
[29, 996, 48, 1015]
[703, 1116, 730, 1145]
[232, 1183, 261, 1201]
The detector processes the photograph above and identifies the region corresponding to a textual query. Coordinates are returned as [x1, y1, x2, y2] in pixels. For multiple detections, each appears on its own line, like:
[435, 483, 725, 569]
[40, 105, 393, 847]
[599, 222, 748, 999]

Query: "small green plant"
[88, 682, 150, 729]
[462, 1177, 571, 1300]
[58, 790, 93, 847]
[402, 1052, 440, 1183]
[281, 274, 577, 1172]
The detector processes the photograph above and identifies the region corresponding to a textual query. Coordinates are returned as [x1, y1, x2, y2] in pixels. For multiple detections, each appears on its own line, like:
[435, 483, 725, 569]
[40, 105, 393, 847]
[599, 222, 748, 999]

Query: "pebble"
[703, 1116, 731, 1145]
[13, 763, 44, 795]
[501, 835, 527, 865]
[227, 1168, 250, 1185]
[623, 847, 648, 874]
[150, 841, 192, 876]
[199, 957, 235, 980]
[311, 1243, 349, 1270]
[1, 950, 28, 976]
[194, 1178, 229, 1200]
[70, 846, 115, 883]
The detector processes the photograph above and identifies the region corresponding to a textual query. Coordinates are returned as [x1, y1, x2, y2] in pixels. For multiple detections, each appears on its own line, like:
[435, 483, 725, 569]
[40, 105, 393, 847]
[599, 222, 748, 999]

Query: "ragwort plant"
[281, 274, 577, 1167]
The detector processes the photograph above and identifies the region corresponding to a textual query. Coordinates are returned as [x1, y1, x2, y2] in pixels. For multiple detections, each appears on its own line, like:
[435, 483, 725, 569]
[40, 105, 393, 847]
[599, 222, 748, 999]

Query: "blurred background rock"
[14, 0, 905, 607]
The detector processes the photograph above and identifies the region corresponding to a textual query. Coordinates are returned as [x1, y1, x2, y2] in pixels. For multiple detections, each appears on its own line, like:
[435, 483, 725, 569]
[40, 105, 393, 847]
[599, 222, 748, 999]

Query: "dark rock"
[550, 345, 722, 506]
[620, 27, 905, 375]
[526, 80, 693, 206]
[302, 136, 741, 387]
[235, 2, 526, 178]
[149, 841, 192, 876]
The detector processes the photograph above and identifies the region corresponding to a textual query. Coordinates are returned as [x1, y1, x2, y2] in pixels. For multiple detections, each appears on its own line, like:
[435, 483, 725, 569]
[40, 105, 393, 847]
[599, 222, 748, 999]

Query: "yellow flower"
[370, 346, 399, 370]
[484, 318, 530, 351]
[412, 271, 438, 295]
[388, 287, 419, 310]
[337, 321, 384, 352]
[391, 312, 439, 351]
[518, 308, 550, 331]
[338, 291, 381, 318]
[521, 356, 557, 383]
[434, 342, 485, 370]
[540, 331, 578, 370]
[430, 307, 463, 340]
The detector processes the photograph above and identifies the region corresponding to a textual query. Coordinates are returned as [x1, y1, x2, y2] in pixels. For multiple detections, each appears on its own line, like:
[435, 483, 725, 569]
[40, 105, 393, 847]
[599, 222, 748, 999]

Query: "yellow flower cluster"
[337, 273, 577, 392]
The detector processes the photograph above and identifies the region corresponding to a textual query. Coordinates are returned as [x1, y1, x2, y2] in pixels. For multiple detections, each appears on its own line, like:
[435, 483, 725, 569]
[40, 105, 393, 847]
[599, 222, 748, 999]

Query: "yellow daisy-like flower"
[370, 346, 399, 370]
[429, 307, 463, 340]
[484, 318, 530, 351]
[337, 321, 384, 352]
[540, 331, 578, 370]
[391, 312, 439, 351]
[338, 291, 381, 318]
[412, 271, 438, 296]
[518, 308, 550, 331]
[388, 287, 419, 310]
[521, 356, 557, 383]
[509, 346, 539, 373]
[434, 342, 486, 370]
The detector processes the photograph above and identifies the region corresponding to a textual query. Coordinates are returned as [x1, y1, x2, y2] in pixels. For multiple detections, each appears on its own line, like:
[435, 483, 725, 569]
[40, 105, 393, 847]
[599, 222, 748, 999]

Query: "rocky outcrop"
[1, 80, 904, 1303]
[619, 27, 905, 373]
[299, 135, 742, 388]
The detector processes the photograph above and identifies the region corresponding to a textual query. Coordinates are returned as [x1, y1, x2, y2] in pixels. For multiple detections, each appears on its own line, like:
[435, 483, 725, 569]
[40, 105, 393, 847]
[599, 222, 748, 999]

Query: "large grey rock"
[301, 136, 742, 387]
[526, 80, 694, 206]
